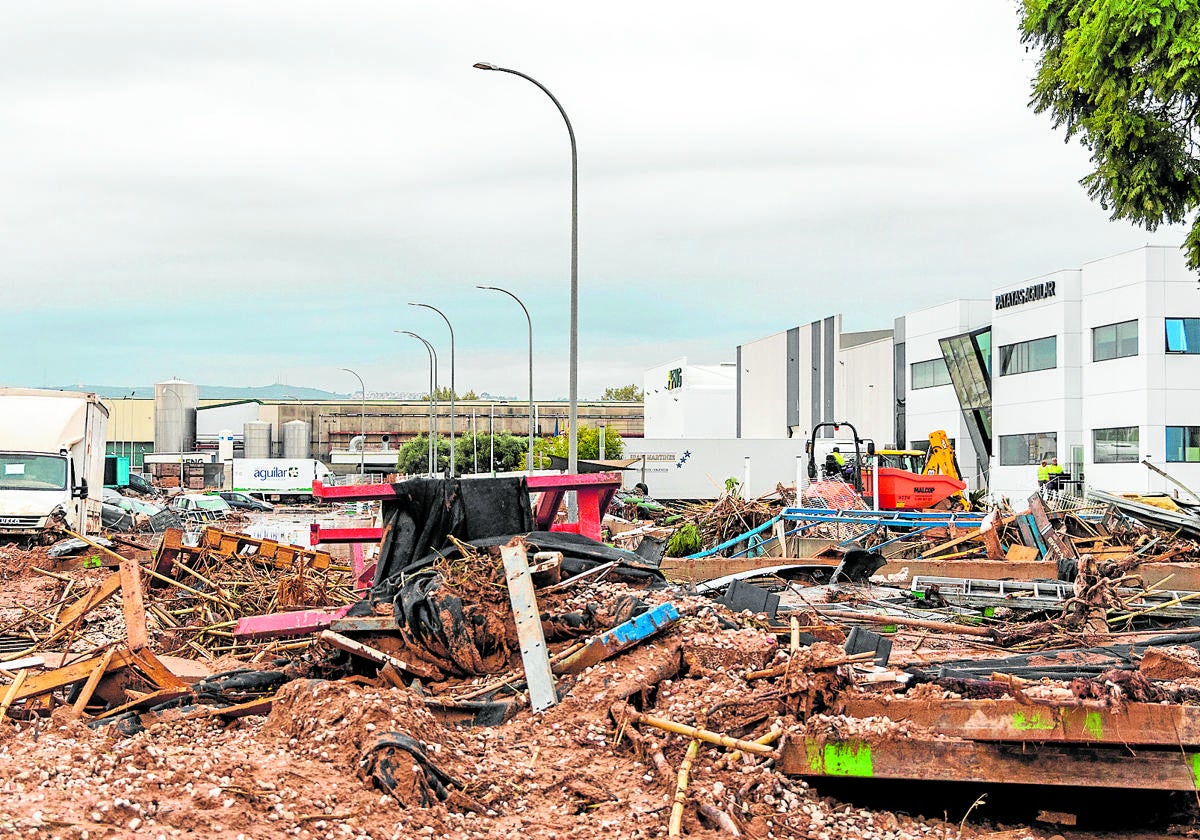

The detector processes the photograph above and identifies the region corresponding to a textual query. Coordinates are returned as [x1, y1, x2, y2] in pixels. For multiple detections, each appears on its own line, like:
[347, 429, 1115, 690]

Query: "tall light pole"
[474, 62, 578, 518]
[397, 330, 438, 476]
[478, 285, 535, 471]
[341, 368, 366, 476]
[410, 303, 456, 477]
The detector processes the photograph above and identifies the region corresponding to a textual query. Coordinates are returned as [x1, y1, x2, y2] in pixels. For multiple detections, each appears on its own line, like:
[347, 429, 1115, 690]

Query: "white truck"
[230, 458, 333, 502]
[0, 388, 109, 540]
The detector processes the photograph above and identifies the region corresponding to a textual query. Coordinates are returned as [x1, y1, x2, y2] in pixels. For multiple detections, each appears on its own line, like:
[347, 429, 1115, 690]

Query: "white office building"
[898, 245, 1200, 500]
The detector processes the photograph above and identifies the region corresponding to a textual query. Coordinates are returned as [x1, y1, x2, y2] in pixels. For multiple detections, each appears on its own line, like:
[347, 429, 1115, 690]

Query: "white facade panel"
[738, 331, 789, 438]
[644, 358, 736, 439]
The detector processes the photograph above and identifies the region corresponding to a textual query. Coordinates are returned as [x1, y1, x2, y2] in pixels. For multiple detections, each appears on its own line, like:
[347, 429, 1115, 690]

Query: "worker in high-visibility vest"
[1036, 459, 1050, 490]
[831, 447, 846, 467]
[1048, 458, 1065, 490]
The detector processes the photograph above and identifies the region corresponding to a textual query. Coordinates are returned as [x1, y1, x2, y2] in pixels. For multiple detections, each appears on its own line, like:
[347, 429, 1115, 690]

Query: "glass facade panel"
[1093, 426, 1139, 463]
[998, 432, 1057, 466]
[911, 358, 951, 390]
[1166, 426, 1200, 462]
[998, 336, 1057, 376]
[1166, 318, 1200, 353]
[1092, 320, 1138, 362]
[939, 328, 992, 464]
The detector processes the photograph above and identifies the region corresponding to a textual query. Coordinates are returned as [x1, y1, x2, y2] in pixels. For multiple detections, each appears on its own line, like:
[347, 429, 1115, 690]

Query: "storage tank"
[154, 379, 198, 453]
[243, 421, 272, 459]
[283, 420, 311, 459]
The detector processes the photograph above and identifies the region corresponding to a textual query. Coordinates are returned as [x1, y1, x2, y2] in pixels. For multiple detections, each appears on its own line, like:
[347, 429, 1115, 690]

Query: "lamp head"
[473, 62, 500, 71]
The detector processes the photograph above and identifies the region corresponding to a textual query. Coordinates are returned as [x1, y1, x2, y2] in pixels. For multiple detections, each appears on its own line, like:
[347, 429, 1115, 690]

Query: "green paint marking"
[1190, 753, 1200, 789]
[1012, 710, 1056, 732]
[821, 742, 874, 777]
[880, 625, 897, 633]
[1083, 711, 1104, 740]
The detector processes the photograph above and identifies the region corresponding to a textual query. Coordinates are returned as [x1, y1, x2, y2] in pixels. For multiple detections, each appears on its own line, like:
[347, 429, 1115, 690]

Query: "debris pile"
[4, 476, 1200, 837]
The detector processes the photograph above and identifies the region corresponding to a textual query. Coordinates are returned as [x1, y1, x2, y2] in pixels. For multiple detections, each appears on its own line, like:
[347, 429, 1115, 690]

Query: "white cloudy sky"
[0, 1, 1186, 398]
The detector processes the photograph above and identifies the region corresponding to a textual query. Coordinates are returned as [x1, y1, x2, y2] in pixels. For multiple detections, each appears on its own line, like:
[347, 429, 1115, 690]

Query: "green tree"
[600, 384, 643, 401]
[397, 432, 529, 476]
[424, 386, 477, 401]
[533, 424, 624, 467]
[1020, 1, 1200, 267]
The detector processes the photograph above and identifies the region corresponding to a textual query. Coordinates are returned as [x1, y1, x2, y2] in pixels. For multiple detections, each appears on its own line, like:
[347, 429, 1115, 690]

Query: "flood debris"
[4, 475, 1200, 837]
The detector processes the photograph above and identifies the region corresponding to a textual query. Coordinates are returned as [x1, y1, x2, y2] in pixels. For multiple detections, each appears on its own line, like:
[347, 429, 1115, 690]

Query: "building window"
[1166, 318, 1200, 353]
[1093, 426, 1139, 463]
[1166, 426, 1200, 462]
[998, 336, 1057, 376]
[1092, 320, 1138, 362]
[999, 432, 1057, 466]
[910, 359, 951, 390]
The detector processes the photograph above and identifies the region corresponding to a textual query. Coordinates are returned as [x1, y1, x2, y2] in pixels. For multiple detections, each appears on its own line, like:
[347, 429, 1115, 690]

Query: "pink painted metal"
[233, 605, 353, 640]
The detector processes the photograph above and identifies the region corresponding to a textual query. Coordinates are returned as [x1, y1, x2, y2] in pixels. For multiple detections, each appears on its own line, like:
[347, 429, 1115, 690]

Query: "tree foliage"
[600, 384, 643, 401]
[533, 424, 624, 467]
[422, 386, 477, 401]
[396, 433, 528, 476]
[1021, 0, 1200, 267]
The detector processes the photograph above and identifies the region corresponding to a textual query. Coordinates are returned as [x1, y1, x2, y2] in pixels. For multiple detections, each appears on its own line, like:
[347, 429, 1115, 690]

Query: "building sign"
[666, 368, 683, 390]
[995, 280, 1056, 310]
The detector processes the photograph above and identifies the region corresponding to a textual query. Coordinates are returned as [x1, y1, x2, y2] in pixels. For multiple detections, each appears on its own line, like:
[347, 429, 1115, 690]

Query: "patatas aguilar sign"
[995, 280, 1056, 310]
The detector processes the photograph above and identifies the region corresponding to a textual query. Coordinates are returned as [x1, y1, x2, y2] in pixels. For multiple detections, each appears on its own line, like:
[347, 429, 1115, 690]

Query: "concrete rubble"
[2, 476, 1200, 838]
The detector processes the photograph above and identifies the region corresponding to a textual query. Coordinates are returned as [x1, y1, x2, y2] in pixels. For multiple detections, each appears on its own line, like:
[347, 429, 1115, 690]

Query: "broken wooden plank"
[780, 735, 1200, 791]
[72, 648, 117, 714]
[128, 648, 189, 691]
[91, 687, 193, 721]
[0, 670, 28, 719]
[119, 558, 149, 651]
[12, 648, 136, 702]
[179, 697, 273, 721]
[840, 697, 1200, 747]
[53, 572, 122, 633]
[319, 630, 414, 673]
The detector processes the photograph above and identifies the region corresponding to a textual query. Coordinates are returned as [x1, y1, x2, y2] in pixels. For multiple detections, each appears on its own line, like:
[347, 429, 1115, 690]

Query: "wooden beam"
[12, 648, 135, 702]
[72, 648, 117, 714]
[53, 572, 121, 632]
[780, 736, 1200, 790]
[119, 559, 149, 651]
[841, 697, 1200, 747]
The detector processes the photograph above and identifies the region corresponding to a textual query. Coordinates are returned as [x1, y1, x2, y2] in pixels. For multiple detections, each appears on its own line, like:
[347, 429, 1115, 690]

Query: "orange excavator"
[806, 423, 969, 511]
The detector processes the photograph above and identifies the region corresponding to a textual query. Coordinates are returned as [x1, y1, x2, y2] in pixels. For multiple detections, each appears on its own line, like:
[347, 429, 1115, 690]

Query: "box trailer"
[621, 438, 810, 500]
[231, 458, 332, 501]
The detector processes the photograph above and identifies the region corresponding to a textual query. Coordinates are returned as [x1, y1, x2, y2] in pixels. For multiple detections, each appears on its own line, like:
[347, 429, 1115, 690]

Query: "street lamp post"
[397, 330, 438, 476]
[474, 61, 578, 518]
[341, 368, 367, 476]
[410, 303, 456, 477]
[478, 285, 535, 471]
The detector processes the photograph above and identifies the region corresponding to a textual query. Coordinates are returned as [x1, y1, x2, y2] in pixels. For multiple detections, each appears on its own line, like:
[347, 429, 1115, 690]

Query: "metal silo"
[154, 379, 198, 453]
[283, 420, 311, 459]
[243, 421, 272, 459]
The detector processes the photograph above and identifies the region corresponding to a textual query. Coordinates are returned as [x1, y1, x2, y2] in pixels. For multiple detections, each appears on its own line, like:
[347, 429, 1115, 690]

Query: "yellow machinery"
[921, 430, 970, 510]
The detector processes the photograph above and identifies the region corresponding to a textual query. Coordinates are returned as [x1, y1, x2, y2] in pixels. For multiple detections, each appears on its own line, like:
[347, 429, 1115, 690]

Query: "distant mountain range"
[43, 384, 351, 400]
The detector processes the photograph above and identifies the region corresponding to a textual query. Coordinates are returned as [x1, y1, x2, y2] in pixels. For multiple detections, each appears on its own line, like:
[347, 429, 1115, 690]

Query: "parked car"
[218, 491, 275, 512]
[170, 493, 232, 521]
[102, 488, 125, 505]
[126, 473, 159, 497]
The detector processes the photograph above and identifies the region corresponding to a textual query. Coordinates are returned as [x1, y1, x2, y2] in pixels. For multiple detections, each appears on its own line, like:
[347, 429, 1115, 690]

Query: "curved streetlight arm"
[475, 61, 578, 515]
[478, 285, 535, 471]
[410, 302, 456, 476]
[341, 368, 366, 475]
[396, 330, 439, 476]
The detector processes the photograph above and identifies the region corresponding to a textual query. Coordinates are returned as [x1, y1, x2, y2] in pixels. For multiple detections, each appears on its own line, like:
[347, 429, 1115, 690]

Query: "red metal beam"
[309, 523, 384, 544]
[233, 605, 353, 640]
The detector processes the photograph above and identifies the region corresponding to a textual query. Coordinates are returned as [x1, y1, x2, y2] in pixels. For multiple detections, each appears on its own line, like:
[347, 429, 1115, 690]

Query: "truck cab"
[0, 450, 85, 536]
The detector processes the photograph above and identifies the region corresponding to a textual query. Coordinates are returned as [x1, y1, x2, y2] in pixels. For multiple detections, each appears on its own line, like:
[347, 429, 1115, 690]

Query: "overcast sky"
[0, 1, 1187, 398]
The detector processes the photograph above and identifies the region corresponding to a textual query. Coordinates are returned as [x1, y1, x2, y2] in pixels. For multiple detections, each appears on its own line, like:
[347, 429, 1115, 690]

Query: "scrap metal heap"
[2, 478, 1200, 836]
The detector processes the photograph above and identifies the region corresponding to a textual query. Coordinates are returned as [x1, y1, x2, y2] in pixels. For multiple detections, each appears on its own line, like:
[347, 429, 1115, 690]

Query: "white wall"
[623, 437, 808, 499]
[643, 358, 736, 438]
[989, 269, 1082, 502]
[838, 335, 894, 449]
[1080, 246, 1200, 495]
[738, 330, 789, 438]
